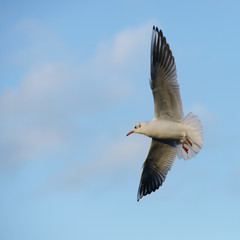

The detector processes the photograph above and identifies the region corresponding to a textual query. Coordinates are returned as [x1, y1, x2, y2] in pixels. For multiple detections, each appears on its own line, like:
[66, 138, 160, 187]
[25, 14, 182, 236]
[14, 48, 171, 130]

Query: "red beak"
[126, 130, 134, 136]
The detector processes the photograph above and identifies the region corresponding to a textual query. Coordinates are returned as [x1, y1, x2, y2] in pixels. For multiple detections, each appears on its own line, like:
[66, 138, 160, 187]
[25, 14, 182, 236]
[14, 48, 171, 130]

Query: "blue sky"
[1, 0, 240, 239]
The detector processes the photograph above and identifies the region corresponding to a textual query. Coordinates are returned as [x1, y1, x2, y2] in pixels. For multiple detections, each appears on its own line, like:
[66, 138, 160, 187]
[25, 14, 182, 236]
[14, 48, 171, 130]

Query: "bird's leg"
[182, 142, 188, 153]
[185, 136, 192, 147]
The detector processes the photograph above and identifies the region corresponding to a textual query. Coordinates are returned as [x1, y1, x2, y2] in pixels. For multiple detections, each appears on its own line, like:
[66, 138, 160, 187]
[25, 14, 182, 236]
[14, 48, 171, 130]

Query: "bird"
[126, 26, 203, 201]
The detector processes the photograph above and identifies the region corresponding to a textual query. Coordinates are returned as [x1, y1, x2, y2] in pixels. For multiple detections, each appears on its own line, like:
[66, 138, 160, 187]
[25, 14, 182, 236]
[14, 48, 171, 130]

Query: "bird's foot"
[185, 136, 192, 147]
[182, 142, 188, 153]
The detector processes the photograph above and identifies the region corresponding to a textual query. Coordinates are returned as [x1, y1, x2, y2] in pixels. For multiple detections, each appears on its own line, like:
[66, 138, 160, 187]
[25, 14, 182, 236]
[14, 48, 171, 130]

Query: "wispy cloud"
[0, 21, 151, 166]
[40, 136, 150, 194]
[190, 103, 216, 126]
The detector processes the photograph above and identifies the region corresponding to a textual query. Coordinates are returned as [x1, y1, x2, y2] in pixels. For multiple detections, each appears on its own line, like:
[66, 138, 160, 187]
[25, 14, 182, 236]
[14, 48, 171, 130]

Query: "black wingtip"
[152, 26, 164, 37]
[160, 29, 163, 37]
[137, 195, 142, 202]
[163, 36, 166, 44]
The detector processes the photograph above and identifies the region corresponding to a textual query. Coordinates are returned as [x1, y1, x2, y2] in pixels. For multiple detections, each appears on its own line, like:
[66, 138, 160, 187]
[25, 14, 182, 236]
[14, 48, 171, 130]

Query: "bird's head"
[126, 122, 145, 136]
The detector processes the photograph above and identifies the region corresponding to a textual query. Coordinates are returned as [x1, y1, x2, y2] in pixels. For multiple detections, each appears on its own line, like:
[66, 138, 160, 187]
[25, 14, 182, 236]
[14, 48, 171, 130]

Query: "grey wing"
[150, 26, 183, 121]
[137, 139, 177, 201]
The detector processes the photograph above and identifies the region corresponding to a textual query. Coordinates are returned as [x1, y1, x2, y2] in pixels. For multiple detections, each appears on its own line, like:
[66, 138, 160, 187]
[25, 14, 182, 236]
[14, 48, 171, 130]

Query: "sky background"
[1, 0, 240, 239]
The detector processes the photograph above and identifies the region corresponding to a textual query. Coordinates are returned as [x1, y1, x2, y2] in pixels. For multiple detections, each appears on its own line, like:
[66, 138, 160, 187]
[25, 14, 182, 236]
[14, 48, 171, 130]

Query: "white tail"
[177, 112, 203, 160]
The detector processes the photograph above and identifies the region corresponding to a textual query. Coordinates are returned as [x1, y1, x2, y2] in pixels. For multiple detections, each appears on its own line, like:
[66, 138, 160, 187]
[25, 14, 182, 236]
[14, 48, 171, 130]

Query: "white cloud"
[0, 21, 151, 166]
[94, 23, 150, 67]
[189, 103, 216, 126]
[40, 136, 150, 194]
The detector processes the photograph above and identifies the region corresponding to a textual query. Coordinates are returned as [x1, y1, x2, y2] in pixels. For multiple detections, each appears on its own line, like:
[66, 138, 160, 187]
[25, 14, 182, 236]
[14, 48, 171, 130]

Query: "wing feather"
[137, 139, 177, 201]
[150, 26, 183, 120]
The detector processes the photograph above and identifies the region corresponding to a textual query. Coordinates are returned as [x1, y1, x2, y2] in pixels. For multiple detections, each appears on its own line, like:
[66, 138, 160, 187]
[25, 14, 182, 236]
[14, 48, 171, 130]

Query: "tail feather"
[177, 112, 203, 160]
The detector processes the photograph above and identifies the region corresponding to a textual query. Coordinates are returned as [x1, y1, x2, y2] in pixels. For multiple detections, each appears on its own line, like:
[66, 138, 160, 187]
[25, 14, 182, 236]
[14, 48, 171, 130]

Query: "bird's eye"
[134, 126, 137, 129]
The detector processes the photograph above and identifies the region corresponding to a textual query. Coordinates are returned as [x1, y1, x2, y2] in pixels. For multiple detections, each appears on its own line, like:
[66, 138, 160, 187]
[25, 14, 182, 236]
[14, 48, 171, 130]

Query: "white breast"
[143, 120, 186, 140]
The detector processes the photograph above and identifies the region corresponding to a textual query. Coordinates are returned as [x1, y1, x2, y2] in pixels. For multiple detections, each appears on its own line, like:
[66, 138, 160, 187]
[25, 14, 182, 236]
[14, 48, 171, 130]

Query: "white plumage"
[126, 26, 203, 201]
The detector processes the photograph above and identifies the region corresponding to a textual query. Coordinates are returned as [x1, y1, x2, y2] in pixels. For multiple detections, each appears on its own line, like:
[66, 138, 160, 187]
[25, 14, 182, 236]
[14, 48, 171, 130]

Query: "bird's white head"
[126, 122, 147, 136]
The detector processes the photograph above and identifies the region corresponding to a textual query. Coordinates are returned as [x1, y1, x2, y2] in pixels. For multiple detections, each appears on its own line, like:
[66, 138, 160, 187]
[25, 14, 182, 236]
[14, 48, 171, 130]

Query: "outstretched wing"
[137, 139, 177, 201]
[150, 26, 183, 121]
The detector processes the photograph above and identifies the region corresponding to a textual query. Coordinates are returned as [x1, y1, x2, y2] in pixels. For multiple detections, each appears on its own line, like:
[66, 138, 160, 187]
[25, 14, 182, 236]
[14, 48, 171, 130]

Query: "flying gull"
[126, 26, 203, 201]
